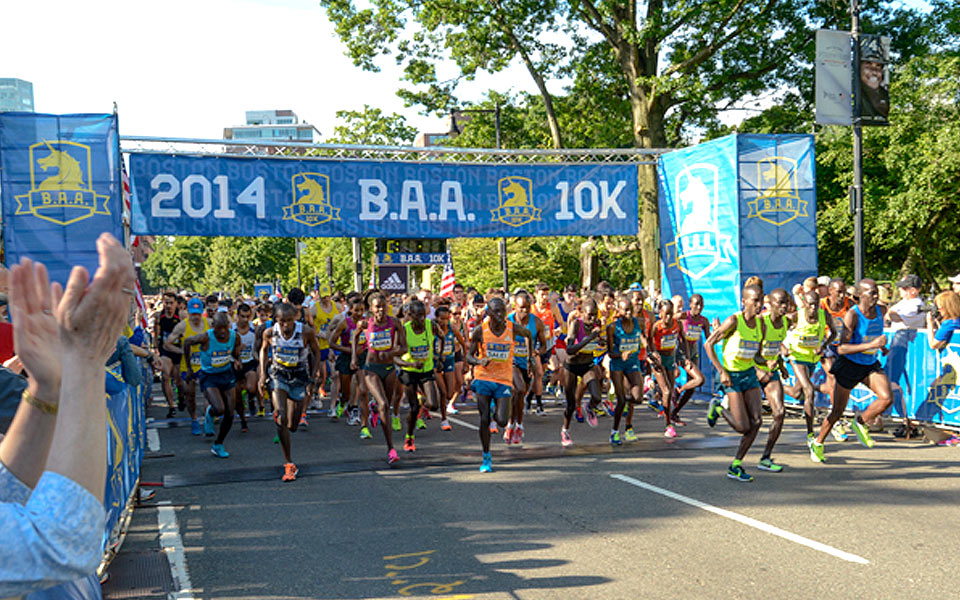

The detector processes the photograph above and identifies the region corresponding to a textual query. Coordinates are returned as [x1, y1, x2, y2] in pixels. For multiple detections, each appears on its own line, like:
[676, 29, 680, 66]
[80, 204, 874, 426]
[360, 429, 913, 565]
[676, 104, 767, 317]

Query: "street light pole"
[851, 0, 865, 283]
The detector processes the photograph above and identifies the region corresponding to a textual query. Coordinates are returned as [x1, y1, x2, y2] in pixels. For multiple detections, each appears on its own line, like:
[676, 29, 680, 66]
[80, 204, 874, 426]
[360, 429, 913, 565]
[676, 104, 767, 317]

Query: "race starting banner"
[127, 154, 639, 238]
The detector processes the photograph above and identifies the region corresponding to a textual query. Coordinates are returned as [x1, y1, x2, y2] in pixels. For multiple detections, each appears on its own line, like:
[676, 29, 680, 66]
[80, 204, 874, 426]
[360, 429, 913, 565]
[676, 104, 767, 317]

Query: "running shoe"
[503, 424, 514, 444]
[387, 448, 399, 464]
[204, 406, 215, 437]
[441, 419, 452, 431]
[624, 427, 638, 442]
[240, 423, 248, 433]
[273, 408, 282, 426]
[282, 462, 298, 482]
[610, 431, 623, 446]
[211, 443, 230, 458]
[647, 398, 664, 413]
[421, 407, 432, 420]
[273, 434, 279, 444]
[603, 401, 616, 417]
[360, 426, 373, 439]
[393, 416, 402, 431]
[446, 401, 459, 415]
[937, 435, 960, 446]
[257, 408, 265, 417]
[190, 420, 202, 436]
[585, 405, 598, 427]
[664, 425, 677, 438]
[336, 401, 346, 419]
[536, 406, 545, 416]
[166, 408, 176, 419]
[299, 413, 308, 428]
[368, 400, 380, 429]
[513, 425, 523, 445]
[807, 436, 825, 463]
[347, 408, 361, 426]
[706, 396, 722, 428]
[416, 416, 427, 430]
[403, 435, 416, 452]
[673, 416, 687, 427]
[479, 452, 493, 473]
[560, 429, 573, 447]
[490, 421, 498, 434]
[727, 465, 754, 482]
[830, 420, 849, 442]
[575, 406, 584, 423]
[758, 457, 784, 472]
[848, 418, 875, 448]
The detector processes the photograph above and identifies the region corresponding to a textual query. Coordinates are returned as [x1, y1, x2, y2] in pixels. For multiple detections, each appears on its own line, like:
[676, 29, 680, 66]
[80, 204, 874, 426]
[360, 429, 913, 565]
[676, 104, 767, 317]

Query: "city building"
[223, 110, 319, 143]
[0, 78, 34, 112]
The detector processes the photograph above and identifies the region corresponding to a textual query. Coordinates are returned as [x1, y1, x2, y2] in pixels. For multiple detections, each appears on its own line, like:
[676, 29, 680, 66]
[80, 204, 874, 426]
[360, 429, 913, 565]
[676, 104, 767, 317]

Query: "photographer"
[926, 291, 960, 351]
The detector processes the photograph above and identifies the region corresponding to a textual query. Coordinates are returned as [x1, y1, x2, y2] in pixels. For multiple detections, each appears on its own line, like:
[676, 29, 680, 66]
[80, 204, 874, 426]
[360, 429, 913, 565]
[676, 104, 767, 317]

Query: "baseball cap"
[187, 298, 204, 314]
[318, 283, 331, 296]
[628, 282, 643, 292]
[817, 275, 831, 286]
[949, 273, 960, 284]
[896, 274, 921, 289]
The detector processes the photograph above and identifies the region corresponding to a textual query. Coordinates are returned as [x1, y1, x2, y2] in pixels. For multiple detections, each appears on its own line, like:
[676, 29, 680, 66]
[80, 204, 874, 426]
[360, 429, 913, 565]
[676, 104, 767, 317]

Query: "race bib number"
[620, 340, 640, 355]
[486, 342, 511, 361]
[862, 334, 881, 354]
[410, 344, 430, 360]
[684, 325, 702, 342]
[514, 341, 529, 357]
[190, 353, 202, 367]
[274, 346, 299, 367]
[211, 349, 231, 368]
[659, 333, 678, 351]
[240, 343, 254, 362]
[762, 340, 781, 360]
[369, 330, 392, 351]
[580, 340, 600, 354]
[799, 334, 820, 349]
[735, 340, 760, 360]
[318, 323, 329, 337]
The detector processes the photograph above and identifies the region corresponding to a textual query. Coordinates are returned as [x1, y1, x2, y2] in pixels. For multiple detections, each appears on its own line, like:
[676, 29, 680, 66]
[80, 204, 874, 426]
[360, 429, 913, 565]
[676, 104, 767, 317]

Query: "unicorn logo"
[665, 163, 736, 281]
[286, 173, 340, 226]
[748, 156, 808, 226]
[492, 176, 541, 227]
[13, 139, 110, 226]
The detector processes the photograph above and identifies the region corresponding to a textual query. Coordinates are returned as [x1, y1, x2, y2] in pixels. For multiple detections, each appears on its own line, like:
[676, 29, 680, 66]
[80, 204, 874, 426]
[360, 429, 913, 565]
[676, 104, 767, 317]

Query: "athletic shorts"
[472, 379, 512, 399]
[830, 355, 883, 391]
[454, 351, 464, 363]
[564, 361, 593, 378]
[273, 377, 306, 401]
[198, 370, 236, 393]
[318, 348, 330, 361]
[719, 368, 760, 395]
[792, 358, 819, 374]
[398, 369, 435, 388]
[159, 349, 182, 362]
[364, 362, 395, 383]
[686, 344, 700, 365]
[440, 355, 455, 373]
[610, 357, 641, 373]
[823, 344, 840, 360]
[514, 366, 531, 386]
[660, 353, 677, 371]
[335, 352, 357, 376]
[539, 349, 552, 363]
[181, 368, 200, 383]
[235, 360, 258, 378]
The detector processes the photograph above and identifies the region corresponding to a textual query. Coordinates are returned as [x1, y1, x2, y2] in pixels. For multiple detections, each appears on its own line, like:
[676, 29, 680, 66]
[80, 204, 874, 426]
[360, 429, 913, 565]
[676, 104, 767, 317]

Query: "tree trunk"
[633, 94, 668, 292]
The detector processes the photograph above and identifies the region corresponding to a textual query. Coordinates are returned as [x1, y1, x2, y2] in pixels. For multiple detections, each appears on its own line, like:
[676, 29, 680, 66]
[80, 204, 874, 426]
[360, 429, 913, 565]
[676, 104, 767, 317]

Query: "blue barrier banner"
[658, 135, 741, 320]
[128, 154, 639, 238]
[0, 113, 122, 284]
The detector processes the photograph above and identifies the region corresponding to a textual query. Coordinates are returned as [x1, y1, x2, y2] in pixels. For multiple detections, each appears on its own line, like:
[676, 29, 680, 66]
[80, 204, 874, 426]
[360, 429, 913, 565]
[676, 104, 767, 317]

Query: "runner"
[783, 290, 836, 440]
[650, 300, 681, 438]
[397, 300, 445, 452]
[313, 283, 340, 414]
[561, 298, 605, 446]
[153, 291, 181, 418]
[809, 279, 893, 463]
[606, 297, 646, 445]
[531, 282, 563, 414]
[183, 312, 241, 458]
[672, 293, 710, 423]
[233, 303, 260, 428]
[754, 288, 791, 472]
[466, 297, 532, 472]
[327, 295, 368, 431]
[434, 304, 467, 430]
[624, 289, 654, 440]
[352, 291, 407, 464]
[704, 284, 765, 482]
[820, 278, 855, 440]
[259, 302, 322, 481]
[505, 292, 546, 445]
[163, 298, 208, 435]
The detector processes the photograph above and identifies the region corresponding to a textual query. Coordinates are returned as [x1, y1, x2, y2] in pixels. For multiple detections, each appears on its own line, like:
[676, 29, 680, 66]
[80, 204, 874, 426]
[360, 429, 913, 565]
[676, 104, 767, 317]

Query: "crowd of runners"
[142, 274, 960, 483]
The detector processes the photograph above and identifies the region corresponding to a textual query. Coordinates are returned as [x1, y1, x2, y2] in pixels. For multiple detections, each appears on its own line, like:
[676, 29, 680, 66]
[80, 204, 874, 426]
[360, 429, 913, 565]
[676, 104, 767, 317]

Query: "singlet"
[400, 319, 434, 373]
[788, 309, 828, 363]
[157, 312, 181, 351]
[721, 312, 762, 372]
[233, 324, 256, 363]
[613, 317, 643, 363]
[436, 324, 456, 360]
[653, 320, 680, 355]
[572, 319, 602, 356]
[200, 329, 236, 374]
[474, 320, 514, 386]
[313, 301, 339, 349]
[682, 312, 709, 343]
[180, 316, 209, 373]
[366, 317, 396, 354]
[339, 316, 365, 353]
[821, 297, 853, 346]
[847, 305, 884, 365]
[272, 321, 307, 370]
[508, 313, 537, 370]
[758, 314, 787, 371]
[635, 309, 652, 362]
[531, 302, 557, 351]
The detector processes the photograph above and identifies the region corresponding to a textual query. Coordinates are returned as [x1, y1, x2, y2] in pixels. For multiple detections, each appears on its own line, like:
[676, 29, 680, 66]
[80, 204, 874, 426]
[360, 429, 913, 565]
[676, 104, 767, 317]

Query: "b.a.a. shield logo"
[748, 157, 808, 226]
[492, 176, 541, 227]
[285, 173, 340, 226]
[14, 140, 110, 226]
[664, 163, 735, 281]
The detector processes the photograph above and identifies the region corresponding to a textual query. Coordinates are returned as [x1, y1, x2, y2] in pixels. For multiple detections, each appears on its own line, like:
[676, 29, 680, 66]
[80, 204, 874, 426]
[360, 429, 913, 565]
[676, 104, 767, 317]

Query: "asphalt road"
[105, 389, 960, 599]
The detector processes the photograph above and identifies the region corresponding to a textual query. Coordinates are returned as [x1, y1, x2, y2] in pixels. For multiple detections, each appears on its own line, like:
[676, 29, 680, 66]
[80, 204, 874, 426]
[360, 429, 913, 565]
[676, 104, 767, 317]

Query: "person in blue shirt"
[926, 291, 960, 351]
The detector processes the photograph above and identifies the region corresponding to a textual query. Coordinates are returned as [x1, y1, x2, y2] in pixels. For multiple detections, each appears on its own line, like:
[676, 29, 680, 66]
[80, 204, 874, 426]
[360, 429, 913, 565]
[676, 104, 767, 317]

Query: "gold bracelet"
[22, 389, 58, 415]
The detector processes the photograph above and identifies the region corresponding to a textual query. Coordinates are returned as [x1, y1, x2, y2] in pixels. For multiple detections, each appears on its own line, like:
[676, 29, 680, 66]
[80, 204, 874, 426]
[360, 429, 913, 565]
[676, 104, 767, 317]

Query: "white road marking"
[610, 474, 869, 564]
[157, 501, 197, 599]
[446, 416, 479, 431]
[147, 428, 161, 452]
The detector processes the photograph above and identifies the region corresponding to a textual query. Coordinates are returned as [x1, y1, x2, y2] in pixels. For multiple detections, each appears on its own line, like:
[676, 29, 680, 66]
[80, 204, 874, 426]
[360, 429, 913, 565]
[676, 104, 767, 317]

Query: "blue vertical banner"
[0, 113, 122, 284]
[658, 135, 741, 321]
[737, 134, 817, 294]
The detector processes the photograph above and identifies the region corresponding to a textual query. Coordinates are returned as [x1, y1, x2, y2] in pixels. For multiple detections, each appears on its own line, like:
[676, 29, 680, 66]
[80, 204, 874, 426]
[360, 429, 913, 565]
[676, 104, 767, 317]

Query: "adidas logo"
[381, 272, 406, 291]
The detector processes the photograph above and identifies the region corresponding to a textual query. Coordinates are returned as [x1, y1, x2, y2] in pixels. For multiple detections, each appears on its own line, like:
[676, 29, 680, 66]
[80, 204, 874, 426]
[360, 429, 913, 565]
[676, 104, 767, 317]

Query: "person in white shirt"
[886, 274, 926, 330]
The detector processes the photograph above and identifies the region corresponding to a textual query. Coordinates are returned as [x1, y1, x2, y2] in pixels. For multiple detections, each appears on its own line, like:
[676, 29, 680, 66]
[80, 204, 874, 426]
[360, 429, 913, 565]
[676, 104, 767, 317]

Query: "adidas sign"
[381, 272, 406, 291]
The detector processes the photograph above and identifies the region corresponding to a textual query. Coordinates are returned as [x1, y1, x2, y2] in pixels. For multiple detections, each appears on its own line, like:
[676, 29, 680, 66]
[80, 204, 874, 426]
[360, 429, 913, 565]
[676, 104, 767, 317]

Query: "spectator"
[0, 294, 13, 365]
[949, 273, 960, 295]
[887, 275, 926, 329]
[926, 291, 960, 351]
[816, 275, 830, 299]
[0, 233, 135, 596]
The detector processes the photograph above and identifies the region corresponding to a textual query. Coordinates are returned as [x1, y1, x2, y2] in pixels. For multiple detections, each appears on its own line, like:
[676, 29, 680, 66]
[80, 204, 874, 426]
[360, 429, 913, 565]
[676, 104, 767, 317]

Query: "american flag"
[313, 272, 321, 293]
[274, 278, 283, 299]
[440, 258, 457, 297]
[121, 157, 148, 329]
[368, 265, 376, 289]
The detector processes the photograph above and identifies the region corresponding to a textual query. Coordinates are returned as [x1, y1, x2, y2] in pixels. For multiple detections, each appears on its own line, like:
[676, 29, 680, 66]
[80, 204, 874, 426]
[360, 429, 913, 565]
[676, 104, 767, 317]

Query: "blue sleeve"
[0, 461, 32, 506]
[118, 338, 143, 388]
[934, 319, 959, 343]
[0, 471, 106, 597]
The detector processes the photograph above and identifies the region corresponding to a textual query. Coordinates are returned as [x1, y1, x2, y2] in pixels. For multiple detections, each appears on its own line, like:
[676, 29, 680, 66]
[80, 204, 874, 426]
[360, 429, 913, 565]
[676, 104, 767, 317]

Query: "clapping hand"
[8, 259, 61, 401]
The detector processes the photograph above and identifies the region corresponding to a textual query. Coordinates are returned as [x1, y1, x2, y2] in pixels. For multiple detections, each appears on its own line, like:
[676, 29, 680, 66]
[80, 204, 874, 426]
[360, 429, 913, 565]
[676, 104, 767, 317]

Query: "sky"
[2, 0, 547, 140]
